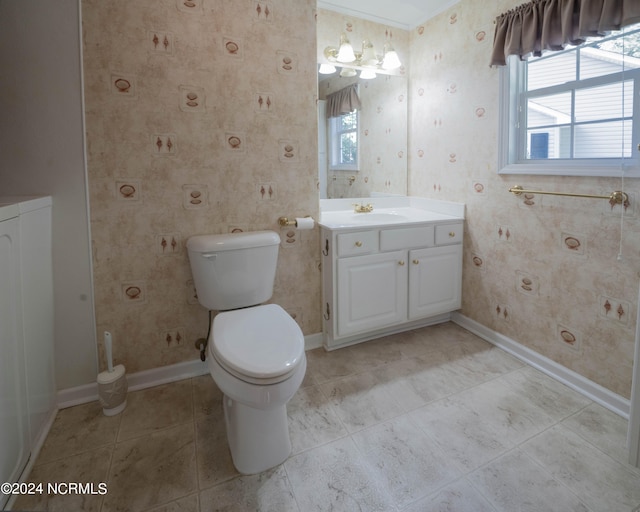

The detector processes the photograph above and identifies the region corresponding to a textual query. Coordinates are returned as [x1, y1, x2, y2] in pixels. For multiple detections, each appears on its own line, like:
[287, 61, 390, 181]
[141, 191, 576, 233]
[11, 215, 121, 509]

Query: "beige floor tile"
[403, 478, 497, 512]
[102, 423, 197, 512]
[145, 493, 199, 512]
[195, 412, 239, 489]
[561, 402, 632, 465]
[409, 397, 511, 471]
[12, 446, 111, 512]
[192, 374, 223, 418]
[319, 370, 407, 432]
[500, 366, 592, 422]
[469, 448, 590, 512]
[287, 384, 348, 454]
[34, 401, 120, 465]
[448, 376, 561, 445]
[199, 466, 298, 512]
[351, 416, 461, 508]
[522, 424, 640, 512]
[285, 436, 395, 512]
[117, 380, 194, 441]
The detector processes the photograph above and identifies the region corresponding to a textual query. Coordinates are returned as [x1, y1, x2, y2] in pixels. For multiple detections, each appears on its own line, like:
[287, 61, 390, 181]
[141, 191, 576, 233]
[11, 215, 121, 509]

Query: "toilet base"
[223, 396, 292, 474]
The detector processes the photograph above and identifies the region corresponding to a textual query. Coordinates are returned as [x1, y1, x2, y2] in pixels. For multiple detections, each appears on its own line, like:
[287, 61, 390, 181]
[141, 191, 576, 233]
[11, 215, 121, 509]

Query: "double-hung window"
[329, 109, 359, 171]
[499, 23, 640, 177]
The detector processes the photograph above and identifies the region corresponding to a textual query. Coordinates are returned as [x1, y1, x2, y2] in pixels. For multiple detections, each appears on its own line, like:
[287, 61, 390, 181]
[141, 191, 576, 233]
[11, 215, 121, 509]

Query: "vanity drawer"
[380, 226, 434, 251]
[337, 230, 378, 257]
[435, 222, 463, 245]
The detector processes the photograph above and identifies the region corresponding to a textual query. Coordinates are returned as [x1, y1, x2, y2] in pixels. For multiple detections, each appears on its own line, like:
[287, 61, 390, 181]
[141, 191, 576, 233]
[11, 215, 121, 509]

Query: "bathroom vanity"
[319, 197, 464, 350]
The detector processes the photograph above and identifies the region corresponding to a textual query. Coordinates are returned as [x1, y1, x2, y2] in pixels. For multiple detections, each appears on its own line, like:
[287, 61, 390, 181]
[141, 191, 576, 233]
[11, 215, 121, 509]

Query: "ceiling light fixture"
[323, 36, 402, 79]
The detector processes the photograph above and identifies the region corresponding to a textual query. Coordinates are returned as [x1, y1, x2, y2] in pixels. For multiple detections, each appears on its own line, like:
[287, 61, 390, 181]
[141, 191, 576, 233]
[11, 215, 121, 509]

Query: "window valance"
[490, 0, 640, 66]
[326, 84, 361, 119]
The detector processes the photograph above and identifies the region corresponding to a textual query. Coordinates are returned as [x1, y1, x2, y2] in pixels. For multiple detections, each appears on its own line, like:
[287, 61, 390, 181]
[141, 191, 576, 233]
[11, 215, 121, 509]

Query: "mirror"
[317, 9, 408, 199]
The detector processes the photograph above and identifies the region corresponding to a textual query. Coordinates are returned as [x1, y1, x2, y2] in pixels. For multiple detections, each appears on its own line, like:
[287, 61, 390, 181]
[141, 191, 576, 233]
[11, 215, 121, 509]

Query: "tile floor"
[11, 322, 640, 512]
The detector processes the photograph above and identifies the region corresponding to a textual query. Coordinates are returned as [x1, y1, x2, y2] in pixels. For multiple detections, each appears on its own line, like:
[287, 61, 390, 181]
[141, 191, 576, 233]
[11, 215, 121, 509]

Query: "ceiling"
[317, 0, 460, 30]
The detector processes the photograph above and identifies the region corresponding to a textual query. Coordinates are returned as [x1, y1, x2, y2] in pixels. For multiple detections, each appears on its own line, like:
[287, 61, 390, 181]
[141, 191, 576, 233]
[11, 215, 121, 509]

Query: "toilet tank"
[186, 231, 280, 311]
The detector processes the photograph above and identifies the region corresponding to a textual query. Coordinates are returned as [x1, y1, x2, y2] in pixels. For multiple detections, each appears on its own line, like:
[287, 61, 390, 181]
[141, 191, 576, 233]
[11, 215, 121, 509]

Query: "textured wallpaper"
[82, 0, 320, 373]
[409, 0, 640, 398]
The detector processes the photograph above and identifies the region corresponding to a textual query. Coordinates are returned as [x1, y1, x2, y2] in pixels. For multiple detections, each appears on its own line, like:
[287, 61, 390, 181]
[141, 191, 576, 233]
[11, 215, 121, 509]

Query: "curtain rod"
[509, 185, 629, 205]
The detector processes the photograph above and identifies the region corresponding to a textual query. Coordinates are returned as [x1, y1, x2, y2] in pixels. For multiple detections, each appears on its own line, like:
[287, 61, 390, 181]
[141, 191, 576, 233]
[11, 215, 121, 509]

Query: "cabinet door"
[409, 244, 462, 320]
[0, 217, 29, 509]
[337, 251, 407, 337]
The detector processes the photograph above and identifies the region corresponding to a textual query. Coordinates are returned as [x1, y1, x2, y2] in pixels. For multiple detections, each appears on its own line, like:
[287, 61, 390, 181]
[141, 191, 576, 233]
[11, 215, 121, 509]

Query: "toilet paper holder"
[278, 216, 312, 227]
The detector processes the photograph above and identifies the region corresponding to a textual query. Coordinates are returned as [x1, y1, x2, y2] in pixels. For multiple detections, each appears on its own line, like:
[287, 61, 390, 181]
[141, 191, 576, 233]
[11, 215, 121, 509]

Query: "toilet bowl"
[186, 231, 306, 475]
[208, 304, 306, 474]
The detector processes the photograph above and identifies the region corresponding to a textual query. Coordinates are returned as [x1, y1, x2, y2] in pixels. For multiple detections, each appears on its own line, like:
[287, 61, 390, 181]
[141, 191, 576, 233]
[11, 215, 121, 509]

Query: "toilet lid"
[212, 304, 304, 380]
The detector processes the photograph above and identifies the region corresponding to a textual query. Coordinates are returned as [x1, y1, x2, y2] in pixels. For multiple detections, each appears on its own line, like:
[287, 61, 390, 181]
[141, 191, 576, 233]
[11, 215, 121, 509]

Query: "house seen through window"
[329, 109, 359, 171]
[499, 23, 640, 177]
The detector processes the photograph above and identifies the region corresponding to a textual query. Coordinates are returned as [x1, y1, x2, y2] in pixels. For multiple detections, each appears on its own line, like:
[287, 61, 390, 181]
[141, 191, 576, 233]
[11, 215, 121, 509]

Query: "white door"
[408, 245, 462, 320]
[0, 215, 29, 509]
[337, 251, 407, 337]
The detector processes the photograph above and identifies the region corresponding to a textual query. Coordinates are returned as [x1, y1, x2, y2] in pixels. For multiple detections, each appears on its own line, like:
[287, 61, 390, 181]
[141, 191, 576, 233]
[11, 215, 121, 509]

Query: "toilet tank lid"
[187, 230, 280, 253]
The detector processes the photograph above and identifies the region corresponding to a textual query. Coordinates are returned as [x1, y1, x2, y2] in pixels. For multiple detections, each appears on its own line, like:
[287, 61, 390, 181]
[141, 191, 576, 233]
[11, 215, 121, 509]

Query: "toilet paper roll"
[295, 217, 314, 230]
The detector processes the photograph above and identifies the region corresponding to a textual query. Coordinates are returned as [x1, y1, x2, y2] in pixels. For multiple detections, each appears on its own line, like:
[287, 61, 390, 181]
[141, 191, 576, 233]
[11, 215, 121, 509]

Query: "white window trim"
[328, 109, 360, 172]
[498, 53, 640, 178]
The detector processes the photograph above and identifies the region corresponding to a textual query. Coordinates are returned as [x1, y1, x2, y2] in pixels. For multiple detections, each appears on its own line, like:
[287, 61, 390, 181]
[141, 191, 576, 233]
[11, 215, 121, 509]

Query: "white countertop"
[319, 196, 464, 229]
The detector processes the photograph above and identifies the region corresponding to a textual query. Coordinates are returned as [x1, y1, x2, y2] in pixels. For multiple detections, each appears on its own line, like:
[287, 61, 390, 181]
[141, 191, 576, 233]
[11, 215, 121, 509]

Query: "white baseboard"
[57, 333, 325, 409]
[452, 312, 630, 419]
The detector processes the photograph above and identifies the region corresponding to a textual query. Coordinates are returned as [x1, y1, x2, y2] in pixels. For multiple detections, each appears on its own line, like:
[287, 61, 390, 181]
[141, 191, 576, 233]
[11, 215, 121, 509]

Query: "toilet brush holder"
[97, 364, 128, 416]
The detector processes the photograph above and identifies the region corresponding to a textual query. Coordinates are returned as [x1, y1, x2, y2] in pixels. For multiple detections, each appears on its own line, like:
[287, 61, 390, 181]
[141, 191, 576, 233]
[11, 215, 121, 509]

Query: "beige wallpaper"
[82, 0, 320, 374]
[409, 0, 640, 398]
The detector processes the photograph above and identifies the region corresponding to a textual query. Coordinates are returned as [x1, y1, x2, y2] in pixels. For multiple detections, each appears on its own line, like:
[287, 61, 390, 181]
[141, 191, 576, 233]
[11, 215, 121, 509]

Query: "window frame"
[498, 30, 640, 178]
[328, 108, 360, 172]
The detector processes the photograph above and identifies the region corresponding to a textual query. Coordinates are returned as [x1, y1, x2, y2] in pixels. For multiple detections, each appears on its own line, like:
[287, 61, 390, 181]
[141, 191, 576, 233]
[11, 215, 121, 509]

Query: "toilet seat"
[212, 304, 304, 385]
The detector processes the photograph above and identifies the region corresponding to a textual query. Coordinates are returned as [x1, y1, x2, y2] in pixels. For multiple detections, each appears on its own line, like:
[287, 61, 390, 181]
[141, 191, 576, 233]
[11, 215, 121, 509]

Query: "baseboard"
[451, 312, 630, 419]
[57, 333, 325, 409]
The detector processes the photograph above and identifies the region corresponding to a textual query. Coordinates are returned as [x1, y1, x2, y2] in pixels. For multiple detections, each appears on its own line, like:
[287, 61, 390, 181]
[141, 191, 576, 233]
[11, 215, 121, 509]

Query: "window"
[329, 109, 359, 171]
[499, 24, 640, 177]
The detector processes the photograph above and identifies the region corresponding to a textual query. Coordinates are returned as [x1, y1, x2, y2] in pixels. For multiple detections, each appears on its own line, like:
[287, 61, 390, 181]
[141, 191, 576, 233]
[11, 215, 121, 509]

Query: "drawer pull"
[355, 241, 363, 247]
[398, 260, 405, 266]
[449, 232, 456, 237]
[412, 259, 419, 265]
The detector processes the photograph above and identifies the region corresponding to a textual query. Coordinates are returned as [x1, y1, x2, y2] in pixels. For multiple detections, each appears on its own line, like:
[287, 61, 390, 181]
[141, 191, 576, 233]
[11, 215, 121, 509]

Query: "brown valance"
[326, 84, 361, 119]
[490, 0, 640, 66]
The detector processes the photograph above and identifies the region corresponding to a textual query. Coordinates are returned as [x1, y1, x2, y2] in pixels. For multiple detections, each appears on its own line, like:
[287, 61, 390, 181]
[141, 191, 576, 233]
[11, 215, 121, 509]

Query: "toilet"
[186, 230, 306, 474]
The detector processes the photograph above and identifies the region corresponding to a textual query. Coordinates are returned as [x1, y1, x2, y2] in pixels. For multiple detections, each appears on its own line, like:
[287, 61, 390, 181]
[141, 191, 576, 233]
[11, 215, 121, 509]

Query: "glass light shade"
[318, 63, 337, 74]
[337, 34, 356, 63]
[361, 40, 378, 67]
[360, 68, 376, 79]
[339, 67, 357, 77]
[382, 46, 401, 70]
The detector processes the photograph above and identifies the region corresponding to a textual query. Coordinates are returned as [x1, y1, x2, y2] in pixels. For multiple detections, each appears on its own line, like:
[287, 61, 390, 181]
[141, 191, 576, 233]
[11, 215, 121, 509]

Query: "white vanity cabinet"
[321, 220, 463, 350]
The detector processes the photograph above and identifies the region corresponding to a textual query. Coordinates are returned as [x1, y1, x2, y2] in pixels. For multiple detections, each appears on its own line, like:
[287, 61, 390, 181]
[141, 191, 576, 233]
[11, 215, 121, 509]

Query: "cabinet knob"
[355, 241, 363, 247]
[412, 259, 419, 265]
[449, 232, 456, 237]
[398, 260, 405, 266]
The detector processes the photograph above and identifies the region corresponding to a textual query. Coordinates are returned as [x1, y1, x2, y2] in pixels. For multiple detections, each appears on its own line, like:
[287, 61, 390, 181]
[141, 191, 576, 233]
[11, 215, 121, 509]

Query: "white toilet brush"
[97, 331, 128, 416]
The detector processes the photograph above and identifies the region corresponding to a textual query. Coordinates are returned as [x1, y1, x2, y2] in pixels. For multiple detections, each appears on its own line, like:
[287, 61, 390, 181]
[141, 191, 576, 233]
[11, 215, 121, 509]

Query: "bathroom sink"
[319, 207, 457, 228]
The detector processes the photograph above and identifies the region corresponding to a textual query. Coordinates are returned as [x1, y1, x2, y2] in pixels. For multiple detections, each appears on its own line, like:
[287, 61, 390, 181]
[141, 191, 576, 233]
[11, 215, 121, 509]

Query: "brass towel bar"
[509, 185, 629, 205]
